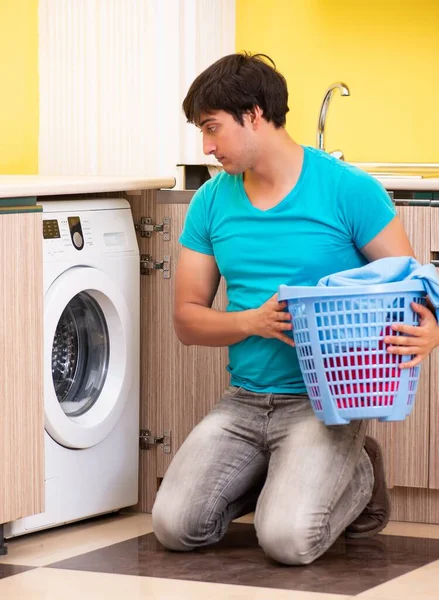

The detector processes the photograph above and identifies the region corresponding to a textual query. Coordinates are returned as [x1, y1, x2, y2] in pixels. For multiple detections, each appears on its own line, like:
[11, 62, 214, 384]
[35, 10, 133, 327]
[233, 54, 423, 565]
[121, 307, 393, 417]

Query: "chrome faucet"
[316, 82, 350, 160]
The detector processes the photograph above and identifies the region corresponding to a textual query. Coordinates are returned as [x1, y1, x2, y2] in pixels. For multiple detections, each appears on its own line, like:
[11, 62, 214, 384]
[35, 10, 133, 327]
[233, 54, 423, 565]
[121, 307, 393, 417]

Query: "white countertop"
[0, 173, 439, 198]
[375, 177, 439, 191]
[0, 175, 175, 198]
[352, 163, 439, 190]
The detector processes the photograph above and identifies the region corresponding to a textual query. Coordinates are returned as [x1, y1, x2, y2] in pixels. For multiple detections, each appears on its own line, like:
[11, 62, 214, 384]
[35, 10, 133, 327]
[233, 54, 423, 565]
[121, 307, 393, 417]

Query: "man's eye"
[207, 126, 217, 133]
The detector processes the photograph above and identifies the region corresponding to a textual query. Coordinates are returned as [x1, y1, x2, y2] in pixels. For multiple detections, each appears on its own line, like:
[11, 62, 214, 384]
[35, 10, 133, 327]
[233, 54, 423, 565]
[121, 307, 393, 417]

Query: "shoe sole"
[344, 509, 390, 539]
[345, 438, 391, 540]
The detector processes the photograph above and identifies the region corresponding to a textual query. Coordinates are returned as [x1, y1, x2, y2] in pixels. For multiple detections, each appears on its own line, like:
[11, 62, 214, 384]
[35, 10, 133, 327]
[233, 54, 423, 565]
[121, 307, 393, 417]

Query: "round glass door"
[44, 267, 134, 449]
[52, 291, 109, 417]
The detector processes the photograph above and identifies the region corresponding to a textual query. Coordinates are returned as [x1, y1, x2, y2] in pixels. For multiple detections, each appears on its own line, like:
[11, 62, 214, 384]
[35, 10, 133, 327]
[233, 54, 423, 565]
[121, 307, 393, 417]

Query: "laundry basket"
[278, 281, 427, 425]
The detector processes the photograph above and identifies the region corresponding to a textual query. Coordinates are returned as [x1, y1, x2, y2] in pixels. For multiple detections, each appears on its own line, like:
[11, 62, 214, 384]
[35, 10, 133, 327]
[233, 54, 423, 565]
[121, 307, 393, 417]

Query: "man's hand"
[384, 302, 439, 369]
[245, 294, 294, 347]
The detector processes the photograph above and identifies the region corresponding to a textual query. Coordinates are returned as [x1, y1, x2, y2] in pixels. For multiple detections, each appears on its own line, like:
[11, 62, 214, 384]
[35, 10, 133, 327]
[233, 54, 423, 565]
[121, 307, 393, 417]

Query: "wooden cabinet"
[372, 203, 439, 523]
[367, 205, 431, 489]
[128, 191, 228, 511]
[429, 206, 439, 489]
[0, 212, 44, 525]
[132, 192, 439, 521]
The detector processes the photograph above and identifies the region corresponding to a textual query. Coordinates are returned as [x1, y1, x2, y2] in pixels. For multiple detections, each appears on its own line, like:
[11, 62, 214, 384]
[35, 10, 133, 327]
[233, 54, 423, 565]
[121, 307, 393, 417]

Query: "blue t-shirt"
[179, 146, 396, 393]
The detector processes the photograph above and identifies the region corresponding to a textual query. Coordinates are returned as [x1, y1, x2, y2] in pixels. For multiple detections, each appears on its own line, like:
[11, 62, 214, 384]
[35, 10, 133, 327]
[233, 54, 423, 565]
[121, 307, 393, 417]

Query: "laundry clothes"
[317, 256, 439, 308]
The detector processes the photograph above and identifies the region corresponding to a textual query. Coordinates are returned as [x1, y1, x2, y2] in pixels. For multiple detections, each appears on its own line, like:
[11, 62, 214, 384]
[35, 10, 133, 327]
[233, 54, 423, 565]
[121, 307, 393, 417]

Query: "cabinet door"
[129, 192, 229, 512]
[134, 196, 432, 508]
[429, 206, 439, 488]
[367, 205, 430, 488]
[0, 213, 44, 523]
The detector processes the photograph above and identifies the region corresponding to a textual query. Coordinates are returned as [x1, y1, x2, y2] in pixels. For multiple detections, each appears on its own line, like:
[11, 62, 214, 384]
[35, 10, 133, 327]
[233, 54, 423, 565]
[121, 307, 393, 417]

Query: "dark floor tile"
[0, 563, 35, 580]
[48, 523, 439, 595]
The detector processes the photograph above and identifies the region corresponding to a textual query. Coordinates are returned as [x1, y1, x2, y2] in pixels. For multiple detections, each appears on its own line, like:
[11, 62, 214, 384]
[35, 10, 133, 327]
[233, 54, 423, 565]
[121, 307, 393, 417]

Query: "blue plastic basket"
[278, 281, 427, 425]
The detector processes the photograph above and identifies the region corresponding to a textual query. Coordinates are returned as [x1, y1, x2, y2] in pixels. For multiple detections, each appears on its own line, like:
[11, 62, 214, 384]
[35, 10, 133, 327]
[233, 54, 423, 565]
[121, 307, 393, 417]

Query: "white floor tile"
[0, 513, 153, 567]
[0, 568, 353, 600]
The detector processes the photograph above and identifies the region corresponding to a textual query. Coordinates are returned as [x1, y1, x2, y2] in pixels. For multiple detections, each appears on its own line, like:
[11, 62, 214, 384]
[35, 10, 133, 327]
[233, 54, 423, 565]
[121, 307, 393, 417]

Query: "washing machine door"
[44, 266, 134, 449]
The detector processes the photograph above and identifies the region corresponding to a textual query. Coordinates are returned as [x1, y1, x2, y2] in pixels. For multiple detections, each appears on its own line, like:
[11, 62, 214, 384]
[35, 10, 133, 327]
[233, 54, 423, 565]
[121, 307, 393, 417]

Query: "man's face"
[198, 110, 257, 175]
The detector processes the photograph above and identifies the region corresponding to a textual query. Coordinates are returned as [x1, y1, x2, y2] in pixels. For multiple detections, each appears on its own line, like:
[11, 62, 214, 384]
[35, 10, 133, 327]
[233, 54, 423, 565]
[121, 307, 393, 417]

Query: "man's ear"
[247, 106, 264, 127]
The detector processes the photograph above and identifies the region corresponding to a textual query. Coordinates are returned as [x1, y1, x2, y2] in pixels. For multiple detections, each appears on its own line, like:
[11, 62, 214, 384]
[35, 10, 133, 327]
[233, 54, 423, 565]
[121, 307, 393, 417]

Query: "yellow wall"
[236, 0, 439, 163]
[0, 0, 39, 174]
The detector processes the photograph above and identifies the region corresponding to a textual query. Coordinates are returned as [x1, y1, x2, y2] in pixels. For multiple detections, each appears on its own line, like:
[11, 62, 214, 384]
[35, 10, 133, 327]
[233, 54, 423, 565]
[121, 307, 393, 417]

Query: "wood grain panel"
[431, 205, 439, 253]
[125, 191, 159, 512]
[0, 213, 44, 523]
[429, 207, 439, 488]
[149, 201, 229, 477]
[367, 206, 430, 488]
[389, 487, 439, 523]
[127, 192, 228, 511]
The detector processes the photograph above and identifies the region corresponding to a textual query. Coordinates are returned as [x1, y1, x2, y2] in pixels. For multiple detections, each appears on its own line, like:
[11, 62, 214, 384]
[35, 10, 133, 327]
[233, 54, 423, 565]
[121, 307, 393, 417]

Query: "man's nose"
[203, 137, 216, 156]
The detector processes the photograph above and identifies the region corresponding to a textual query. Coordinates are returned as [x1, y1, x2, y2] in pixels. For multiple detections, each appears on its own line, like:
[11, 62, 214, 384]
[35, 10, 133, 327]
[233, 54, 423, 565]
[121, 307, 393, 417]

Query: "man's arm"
[360, 215, 439, 368]
[360, 215, 415, 261]
[173, 247, 293, 347]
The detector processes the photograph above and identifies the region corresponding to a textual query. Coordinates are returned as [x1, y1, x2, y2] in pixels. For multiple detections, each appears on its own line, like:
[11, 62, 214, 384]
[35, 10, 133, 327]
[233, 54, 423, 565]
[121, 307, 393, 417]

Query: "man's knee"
[152, 490, 217, 552]
[256, 514, 328, 566]
[152, 500, 189, 551]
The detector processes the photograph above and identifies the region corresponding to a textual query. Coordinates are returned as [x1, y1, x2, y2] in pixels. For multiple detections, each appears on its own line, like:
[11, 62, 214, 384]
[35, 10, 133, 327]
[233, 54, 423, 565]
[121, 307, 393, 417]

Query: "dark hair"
[182, 52, 289, 128]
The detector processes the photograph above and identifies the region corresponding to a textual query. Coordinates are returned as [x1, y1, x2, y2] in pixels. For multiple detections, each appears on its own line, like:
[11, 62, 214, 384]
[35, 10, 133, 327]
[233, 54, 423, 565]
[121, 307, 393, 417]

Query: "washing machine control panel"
[41, 203, 138, 260]
[43, 215, 93, 255]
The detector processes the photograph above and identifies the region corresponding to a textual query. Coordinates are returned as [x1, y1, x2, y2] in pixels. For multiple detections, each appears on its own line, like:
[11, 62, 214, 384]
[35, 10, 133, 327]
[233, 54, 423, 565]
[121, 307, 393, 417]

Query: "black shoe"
[345, 436, 391, 539]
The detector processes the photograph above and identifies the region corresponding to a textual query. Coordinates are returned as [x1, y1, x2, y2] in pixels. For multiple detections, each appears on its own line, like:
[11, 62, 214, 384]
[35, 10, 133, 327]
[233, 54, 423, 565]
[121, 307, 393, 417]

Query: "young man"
[152, 53, 439, 565]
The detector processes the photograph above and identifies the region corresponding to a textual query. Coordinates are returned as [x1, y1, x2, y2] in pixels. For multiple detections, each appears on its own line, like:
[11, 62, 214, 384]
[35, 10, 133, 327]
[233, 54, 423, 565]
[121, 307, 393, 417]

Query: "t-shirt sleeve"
[338, 169, 397, 249]
[178, 185, 214, 256]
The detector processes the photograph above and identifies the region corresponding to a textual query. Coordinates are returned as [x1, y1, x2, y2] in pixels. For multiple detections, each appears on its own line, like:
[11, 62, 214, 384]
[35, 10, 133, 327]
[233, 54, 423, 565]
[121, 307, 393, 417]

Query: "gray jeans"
[152, 386, 374, 565]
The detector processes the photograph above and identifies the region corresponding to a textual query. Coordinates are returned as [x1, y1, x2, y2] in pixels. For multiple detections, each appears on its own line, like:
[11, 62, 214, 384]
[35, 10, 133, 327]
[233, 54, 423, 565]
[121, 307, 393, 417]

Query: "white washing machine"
[6, 199, 140, 537]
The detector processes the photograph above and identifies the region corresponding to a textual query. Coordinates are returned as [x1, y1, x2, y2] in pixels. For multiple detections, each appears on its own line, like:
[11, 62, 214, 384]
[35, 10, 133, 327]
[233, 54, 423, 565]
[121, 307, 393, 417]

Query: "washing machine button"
[73, 231, 83, 249]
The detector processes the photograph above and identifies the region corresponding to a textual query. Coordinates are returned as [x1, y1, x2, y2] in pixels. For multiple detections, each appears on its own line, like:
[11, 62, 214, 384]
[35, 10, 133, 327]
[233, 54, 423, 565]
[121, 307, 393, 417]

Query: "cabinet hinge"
[135, 217, 171, 240]
[139, 429, 171, 454]
[140, 254, 171, 278]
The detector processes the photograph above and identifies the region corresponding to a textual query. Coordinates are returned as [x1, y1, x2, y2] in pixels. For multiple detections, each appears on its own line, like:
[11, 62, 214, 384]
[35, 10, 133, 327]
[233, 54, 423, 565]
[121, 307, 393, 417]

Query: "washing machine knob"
[72, 231, 83, 249]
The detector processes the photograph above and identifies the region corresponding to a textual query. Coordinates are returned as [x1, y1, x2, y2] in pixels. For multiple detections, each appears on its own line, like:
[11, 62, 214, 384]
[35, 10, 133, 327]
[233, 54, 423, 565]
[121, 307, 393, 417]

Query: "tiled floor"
[1, 513, 439, 599]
